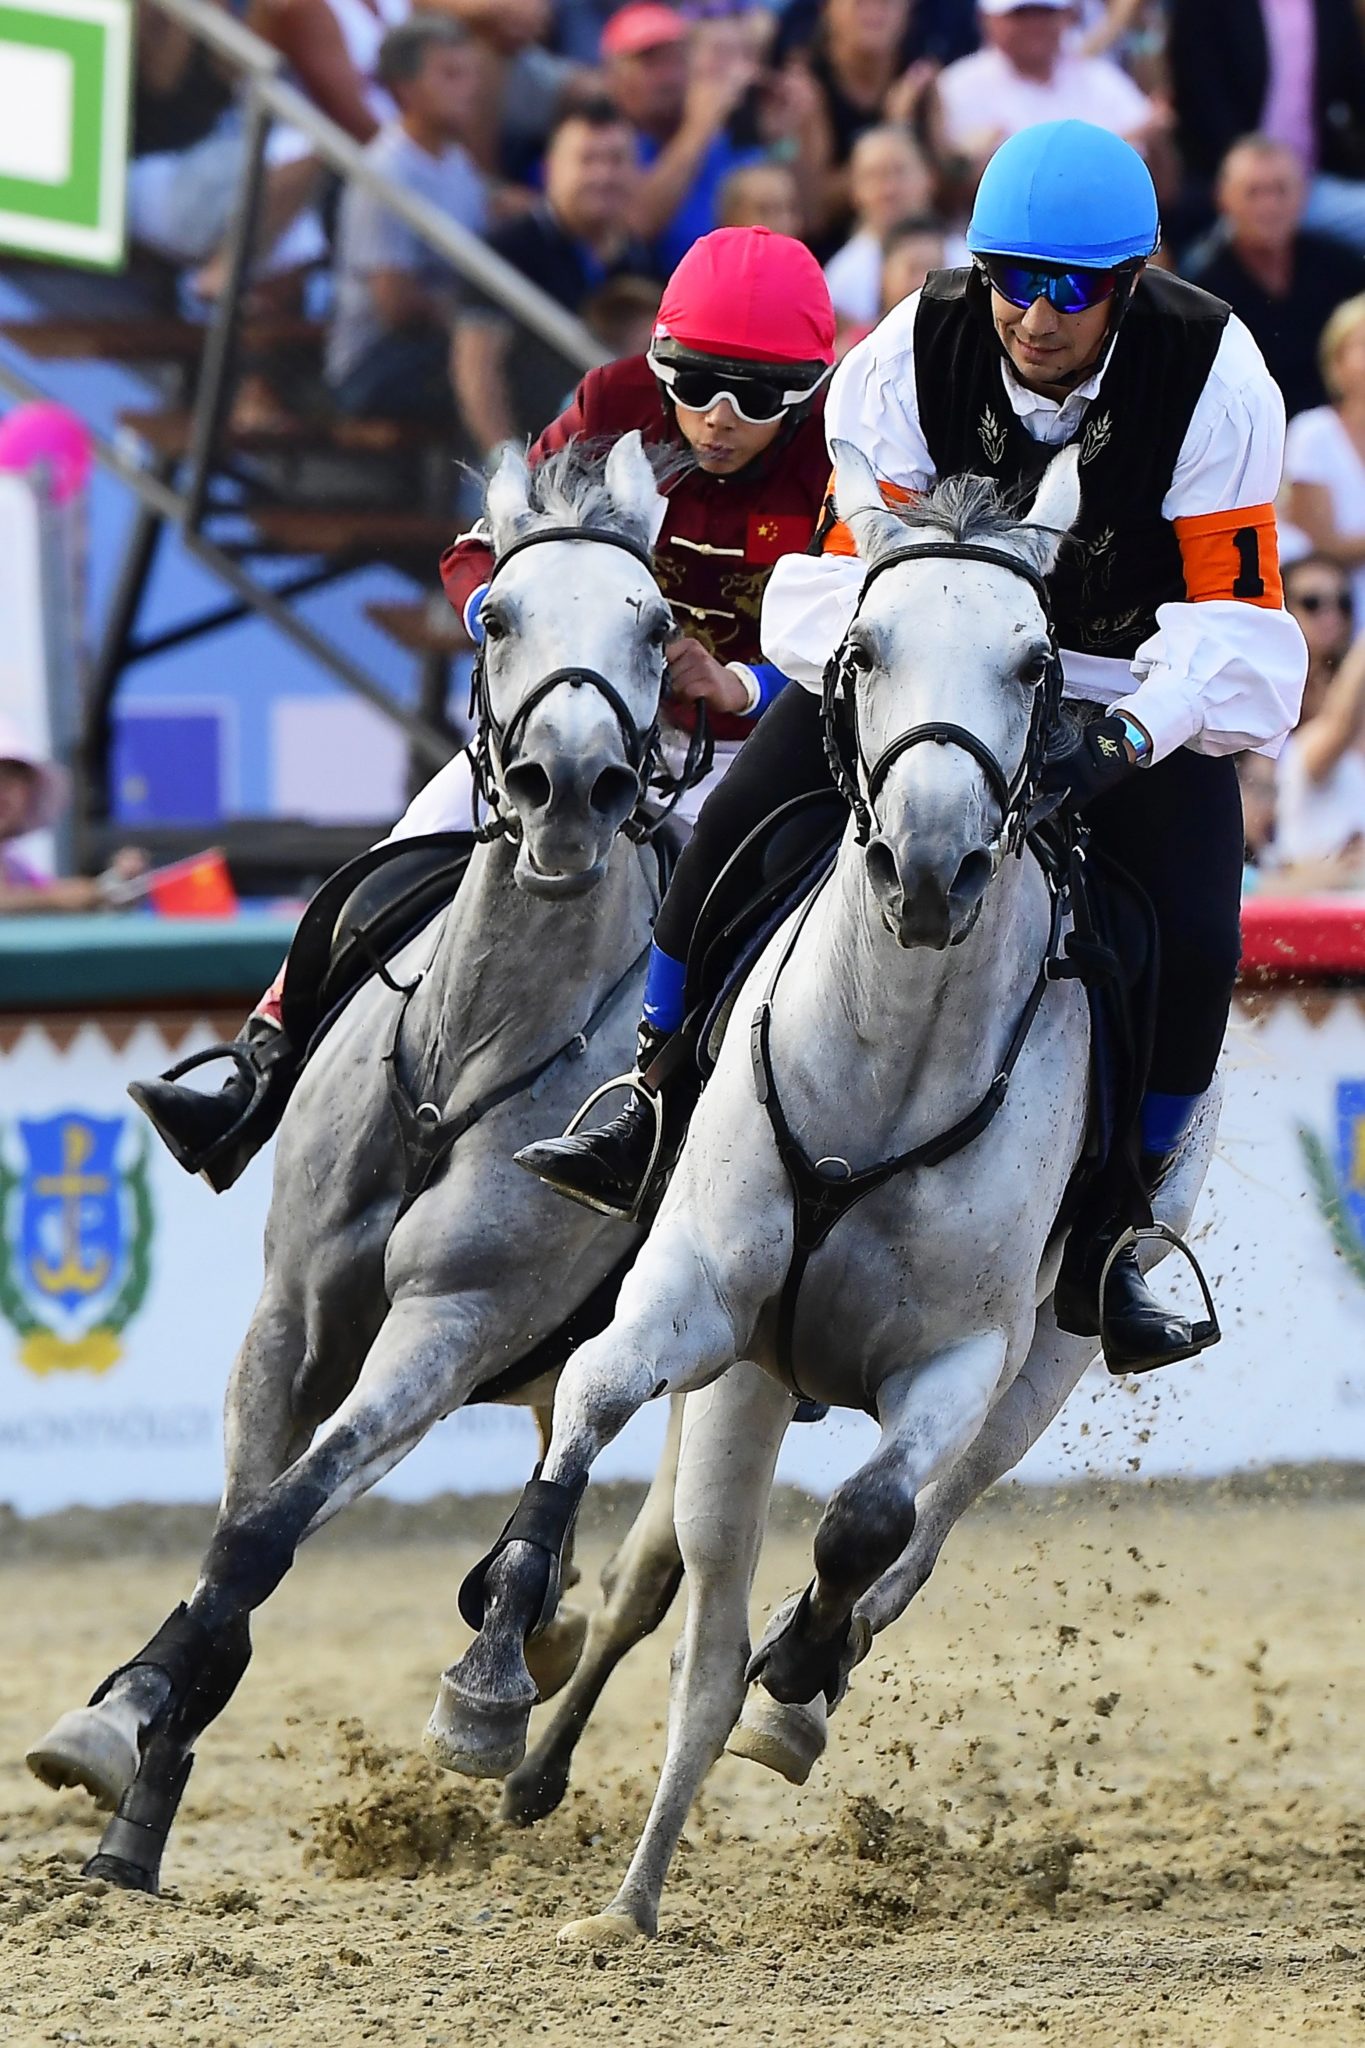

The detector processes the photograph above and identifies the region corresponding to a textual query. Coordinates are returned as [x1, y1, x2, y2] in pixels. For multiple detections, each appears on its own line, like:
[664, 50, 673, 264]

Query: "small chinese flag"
[746, 512, 812, 565]
[148, 849, 238, 919]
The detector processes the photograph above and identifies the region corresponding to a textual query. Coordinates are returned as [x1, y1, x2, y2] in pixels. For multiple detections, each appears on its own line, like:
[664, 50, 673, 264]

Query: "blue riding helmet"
[966, 121, 1160, 270]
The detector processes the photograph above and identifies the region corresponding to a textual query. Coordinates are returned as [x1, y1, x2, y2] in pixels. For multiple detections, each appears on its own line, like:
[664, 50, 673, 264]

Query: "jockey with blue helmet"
[520, 121, 1308, 1376]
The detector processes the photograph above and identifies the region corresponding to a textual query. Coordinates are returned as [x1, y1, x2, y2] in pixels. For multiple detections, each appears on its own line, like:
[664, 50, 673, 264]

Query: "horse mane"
[859, 471, 1063, 576]
[518, 438, 693, 551]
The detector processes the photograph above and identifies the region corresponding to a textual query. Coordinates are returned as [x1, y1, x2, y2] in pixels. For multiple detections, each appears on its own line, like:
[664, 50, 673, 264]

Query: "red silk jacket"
[439, 354, 831, 742]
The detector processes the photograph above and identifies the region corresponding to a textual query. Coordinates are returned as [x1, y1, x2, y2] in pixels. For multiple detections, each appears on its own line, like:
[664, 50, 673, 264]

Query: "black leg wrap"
[88, 1602, 212, 1709]
[771, 1589, 853, 1707]
[83, 1734, 194, 1895]
[457, 1473, 587, 1633]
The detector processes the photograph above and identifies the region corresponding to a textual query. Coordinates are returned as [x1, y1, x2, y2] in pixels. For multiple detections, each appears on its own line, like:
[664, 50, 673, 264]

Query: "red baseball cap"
[601, 3, 688, 58]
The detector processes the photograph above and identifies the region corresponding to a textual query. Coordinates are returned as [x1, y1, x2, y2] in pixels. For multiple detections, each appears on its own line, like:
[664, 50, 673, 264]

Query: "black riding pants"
[654, 681, 1243, 1098]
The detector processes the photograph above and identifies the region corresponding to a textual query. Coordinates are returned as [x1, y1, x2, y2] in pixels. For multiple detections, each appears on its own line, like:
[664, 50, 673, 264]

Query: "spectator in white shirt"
[823, 125, 935, 327]
[1273, 551, 1365, 871]
[1283, 291, 1365, 625]
[937, 1, 1162, 194]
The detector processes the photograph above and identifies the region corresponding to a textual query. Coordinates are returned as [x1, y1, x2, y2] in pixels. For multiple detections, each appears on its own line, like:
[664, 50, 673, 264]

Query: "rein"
[762, 536, 1070, 1403]
[465, 524, 712, 847]
[821, 539, 1064, 860]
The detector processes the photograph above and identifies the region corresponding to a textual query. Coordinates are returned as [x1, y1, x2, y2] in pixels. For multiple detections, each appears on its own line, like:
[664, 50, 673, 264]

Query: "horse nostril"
[864, 839, 900, 904]
[950, 848, 993, 909]
[589, 763, 640, 821]
[504, 761, 552, 814]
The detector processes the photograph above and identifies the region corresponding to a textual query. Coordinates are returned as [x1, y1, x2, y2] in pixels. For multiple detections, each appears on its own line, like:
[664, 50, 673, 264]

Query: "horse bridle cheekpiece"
[466, 524, 712, 845]
[821, 539, 1064, 860]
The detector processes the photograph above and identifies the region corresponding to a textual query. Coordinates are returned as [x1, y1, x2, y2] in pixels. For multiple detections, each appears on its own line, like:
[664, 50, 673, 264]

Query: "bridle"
[466, 524, 712, 846]
[821, 539, 1065, 863]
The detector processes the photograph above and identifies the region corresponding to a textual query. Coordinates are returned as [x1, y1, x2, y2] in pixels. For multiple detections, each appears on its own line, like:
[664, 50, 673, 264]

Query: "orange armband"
[818, 470, 917, 557]
[1174, 503, 1283, 608]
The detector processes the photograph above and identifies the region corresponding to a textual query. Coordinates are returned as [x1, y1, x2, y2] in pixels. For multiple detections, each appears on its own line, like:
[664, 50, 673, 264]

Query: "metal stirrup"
[557, 1073, 666, 1220]
[1097, 1220, 1221, 1352]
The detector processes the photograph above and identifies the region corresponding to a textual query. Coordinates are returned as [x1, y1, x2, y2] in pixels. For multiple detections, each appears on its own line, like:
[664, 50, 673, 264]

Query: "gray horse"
[428, 444, 1222, 1942]
[25, 434, 693, 1887]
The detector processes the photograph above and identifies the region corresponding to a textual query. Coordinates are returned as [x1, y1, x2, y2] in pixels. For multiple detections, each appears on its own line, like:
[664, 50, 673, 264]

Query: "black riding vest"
[912, 268, 1231, 660]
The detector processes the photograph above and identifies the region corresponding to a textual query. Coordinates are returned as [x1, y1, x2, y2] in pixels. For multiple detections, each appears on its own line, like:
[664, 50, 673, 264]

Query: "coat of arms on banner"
[0, 1114, 154, 1374]
[1300, 1079, 1365, 1293]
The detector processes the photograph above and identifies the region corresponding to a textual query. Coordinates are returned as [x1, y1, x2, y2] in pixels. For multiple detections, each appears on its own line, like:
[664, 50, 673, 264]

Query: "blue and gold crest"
[1301, 1081, 1365, 1293]
[0, 1113, 153, 1374]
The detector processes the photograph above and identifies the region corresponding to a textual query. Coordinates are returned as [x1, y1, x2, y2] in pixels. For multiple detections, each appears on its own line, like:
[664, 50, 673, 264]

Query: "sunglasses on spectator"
[977, 254, 1122, 315]
[1292, 591, 1353, 615]
[648, 350, 831, 424]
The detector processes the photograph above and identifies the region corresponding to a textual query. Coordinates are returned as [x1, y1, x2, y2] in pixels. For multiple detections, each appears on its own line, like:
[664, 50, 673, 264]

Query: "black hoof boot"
[83, 1733, 193, 1895]
[128, 1017, 296, 1192]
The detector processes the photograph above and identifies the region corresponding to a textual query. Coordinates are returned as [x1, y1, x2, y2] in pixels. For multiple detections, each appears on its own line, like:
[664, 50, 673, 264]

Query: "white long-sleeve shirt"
[762, 290, 1308, 762]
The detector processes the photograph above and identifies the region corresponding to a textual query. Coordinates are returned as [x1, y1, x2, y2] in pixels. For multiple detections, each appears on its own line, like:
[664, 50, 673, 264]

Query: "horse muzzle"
[864, 835, 994, 950]
[503, 745, 641, 896]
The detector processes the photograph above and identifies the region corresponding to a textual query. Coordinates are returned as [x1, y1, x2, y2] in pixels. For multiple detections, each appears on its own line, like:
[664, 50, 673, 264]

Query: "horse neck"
[778, 836, 1051, 1156]
[404, 833, 656, 1105]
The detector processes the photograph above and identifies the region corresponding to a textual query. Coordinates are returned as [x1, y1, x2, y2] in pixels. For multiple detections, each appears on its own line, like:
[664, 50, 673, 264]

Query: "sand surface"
[1, 1476, 1362, 2047]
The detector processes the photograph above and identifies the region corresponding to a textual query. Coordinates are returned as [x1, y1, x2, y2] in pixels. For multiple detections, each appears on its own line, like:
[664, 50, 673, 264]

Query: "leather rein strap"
[465, 524, 712, 846]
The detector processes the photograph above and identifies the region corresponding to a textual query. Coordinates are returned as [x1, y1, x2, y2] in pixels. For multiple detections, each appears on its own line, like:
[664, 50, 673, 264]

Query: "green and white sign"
[0, 0, 131, 269]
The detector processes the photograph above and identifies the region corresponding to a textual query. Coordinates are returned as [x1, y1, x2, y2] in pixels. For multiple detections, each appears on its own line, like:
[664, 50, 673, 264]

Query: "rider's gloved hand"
[1042, 713, 1149, 809]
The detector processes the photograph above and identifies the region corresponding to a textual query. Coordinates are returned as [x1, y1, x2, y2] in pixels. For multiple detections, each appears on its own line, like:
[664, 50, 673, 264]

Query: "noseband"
[467, 524, 711, 845]
[821, 539, 1064, 859]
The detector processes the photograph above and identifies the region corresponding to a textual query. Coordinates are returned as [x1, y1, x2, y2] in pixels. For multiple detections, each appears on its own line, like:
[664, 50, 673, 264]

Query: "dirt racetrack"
[1, 1472, 1362, 2048]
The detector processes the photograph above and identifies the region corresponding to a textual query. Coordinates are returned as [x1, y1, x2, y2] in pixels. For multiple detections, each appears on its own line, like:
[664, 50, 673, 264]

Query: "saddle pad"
[279, 832, 476, 1062]
[684, 792, 847, 1078]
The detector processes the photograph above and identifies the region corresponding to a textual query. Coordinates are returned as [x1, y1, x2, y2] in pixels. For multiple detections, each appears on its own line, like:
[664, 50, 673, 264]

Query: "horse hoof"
[27, 1709, 140, 1812]
[422, 1672, 531, 1781]
[556, 1909, 650, 1948]
[82, 1851, 159, 1895]
[499, 1759, 570, 1828]
[524, 1605, 588, 1703]
[726, 1690, 827, 1785]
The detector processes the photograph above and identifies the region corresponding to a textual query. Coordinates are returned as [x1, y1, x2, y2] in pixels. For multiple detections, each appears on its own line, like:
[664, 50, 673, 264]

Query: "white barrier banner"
[1, 999, 1363, 1515]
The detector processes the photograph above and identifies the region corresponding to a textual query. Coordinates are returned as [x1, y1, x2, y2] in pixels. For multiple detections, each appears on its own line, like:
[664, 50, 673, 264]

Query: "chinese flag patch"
[746, 512, 811, 565]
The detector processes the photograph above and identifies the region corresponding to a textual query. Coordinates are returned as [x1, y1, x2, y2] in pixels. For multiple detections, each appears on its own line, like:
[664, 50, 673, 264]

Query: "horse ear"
[831, 437, 904, 561]
[485, 443, 533, 555]
[605, 430, 667, 548]
[1013, 445, 1082, 578]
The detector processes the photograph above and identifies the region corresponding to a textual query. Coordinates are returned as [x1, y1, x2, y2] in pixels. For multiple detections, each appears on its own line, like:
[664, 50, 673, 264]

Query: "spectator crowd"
[81, 0, 1365, 893]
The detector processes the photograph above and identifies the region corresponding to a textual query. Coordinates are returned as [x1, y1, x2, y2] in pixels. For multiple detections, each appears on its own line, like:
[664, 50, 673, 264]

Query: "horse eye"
[648, 617, 671, 649]
[1020, 651, 1050, 688]
[482, 611, 508, 644]
[845, 641, 873, 675]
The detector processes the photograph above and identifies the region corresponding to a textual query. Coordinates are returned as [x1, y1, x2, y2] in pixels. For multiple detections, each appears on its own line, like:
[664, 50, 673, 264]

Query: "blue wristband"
[462, 581, 490, 646]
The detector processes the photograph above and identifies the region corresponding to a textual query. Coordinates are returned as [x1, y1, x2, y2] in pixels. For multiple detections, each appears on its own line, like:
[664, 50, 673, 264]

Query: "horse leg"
[558, 1363, 792, 1944]
[733, 1311, 1094, 1779]
[26, 1283, 314, 1814]
[48, 1291, 491, 1893]
[749, 1331, 1008, 1710]
[429, 1226, 755, 1779]
[521, 1401, 590, 1705]
[498, 1394, 685, 1826]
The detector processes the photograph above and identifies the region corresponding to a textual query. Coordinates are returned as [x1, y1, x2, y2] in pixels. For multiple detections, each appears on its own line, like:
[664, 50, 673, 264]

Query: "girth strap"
[384, 938, 650, 1221]
[751, 871, 1065, 1403]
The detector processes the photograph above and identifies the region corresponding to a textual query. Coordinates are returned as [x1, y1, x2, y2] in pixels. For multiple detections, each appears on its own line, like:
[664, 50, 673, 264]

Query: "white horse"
[430, 441, 1220, 1940]
[25, 435, 700, 1887]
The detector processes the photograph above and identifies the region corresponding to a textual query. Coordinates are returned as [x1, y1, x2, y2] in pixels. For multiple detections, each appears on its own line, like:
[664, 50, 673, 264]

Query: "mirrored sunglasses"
[978, 254, 1119, 315]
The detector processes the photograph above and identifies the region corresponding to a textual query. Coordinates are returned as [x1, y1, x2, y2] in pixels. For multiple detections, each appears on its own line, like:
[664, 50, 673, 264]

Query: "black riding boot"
[127, 1015, 299, 1194]
[1053, 1149, 1213, 1373]
[514, 1021, 695, 1221]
